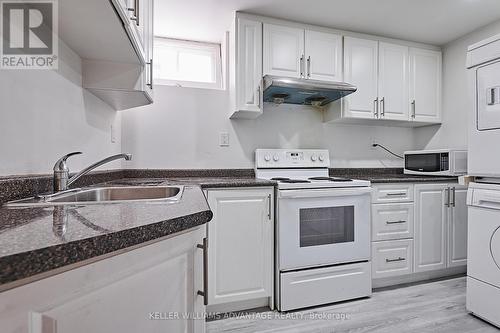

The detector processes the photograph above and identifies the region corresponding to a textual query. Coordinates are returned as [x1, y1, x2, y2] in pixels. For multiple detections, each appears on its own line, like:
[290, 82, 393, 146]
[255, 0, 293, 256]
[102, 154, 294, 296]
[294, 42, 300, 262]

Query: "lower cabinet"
[205, 187, 274, 310]
[414, 184, 448, 272]
[371, 182, 467, 285]
[414, 184, 468, 273]
[372, 239, 413, 279]
[0, 227, 206, 333]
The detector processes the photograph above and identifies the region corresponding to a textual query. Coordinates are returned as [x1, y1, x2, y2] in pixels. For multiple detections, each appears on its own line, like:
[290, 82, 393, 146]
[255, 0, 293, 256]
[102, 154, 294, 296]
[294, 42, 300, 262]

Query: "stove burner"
[308, 177, 353, 182]
[271, 177, 290, 181]
[280, 179, 311, 183]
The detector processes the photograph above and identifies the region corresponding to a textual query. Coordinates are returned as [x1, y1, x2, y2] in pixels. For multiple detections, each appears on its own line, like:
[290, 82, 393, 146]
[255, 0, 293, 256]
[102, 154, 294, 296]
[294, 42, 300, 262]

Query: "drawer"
[372, 184, 414, 203]
[372, 203, 414, 241]
[279, 262, 371, 311]
[372, 239, 413, 279]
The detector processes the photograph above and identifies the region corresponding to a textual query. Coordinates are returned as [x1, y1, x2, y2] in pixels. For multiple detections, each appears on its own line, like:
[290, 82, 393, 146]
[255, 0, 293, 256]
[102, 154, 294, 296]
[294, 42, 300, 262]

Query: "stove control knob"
[318, 155, 325, 162]
[264, 155, 271, 162]
[311, 155, 317, 162]
[273, 155, 280, 162]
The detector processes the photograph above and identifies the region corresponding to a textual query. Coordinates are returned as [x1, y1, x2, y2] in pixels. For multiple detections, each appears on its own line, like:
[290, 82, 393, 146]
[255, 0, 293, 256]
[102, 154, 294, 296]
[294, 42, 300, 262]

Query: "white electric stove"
[255, 149, 373, 312]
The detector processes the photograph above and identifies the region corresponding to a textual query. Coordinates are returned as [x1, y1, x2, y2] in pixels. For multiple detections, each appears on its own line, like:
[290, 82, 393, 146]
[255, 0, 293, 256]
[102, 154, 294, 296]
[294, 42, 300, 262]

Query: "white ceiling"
[154, 0, 500, 46]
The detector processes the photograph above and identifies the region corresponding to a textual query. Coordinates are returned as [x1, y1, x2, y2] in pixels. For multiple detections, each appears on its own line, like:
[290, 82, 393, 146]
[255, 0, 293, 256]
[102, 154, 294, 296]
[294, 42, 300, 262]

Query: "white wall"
[415, 20, 500, 150]
[121, 85, 415, 169]
[0, 42, 122, 176]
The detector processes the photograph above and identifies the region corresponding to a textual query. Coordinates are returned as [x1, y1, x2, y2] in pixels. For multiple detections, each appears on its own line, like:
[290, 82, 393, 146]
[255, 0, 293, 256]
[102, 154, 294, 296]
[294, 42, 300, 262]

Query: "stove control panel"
[255, 149, 330, 168]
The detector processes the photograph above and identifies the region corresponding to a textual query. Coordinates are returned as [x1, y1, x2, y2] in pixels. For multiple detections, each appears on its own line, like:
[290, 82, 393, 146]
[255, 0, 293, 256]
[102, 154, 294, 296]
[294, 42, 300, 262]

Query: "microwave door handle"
[279, 188, 372, 199]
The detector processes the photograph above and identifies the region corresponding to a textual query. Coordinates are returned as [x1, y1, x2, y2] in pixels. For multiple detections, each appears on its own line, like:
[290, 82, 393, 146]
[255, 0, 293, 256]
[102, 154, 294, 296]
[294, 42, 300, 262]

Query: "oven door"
[278, 187, 371, 271]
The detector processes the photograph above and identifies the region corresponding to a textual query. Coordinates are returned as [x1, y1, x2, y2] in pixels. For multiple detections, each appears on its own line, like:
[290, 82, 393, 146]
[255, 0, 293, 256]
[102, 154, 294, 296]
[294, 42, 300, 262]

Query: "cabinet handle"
[445, 187, 450, 207]
[130, 0, 140, 26]
[197, 238, 208, 306]
[451, 187, 456, 207]
[411, 100, 416, 119]
[380, 97, 385, 117]
[256, 85, 261, 108]
[374, 98, 379, 118]
[146, 59, 153, 89]
[386, 220, 406, 225]
[267, 194, 272, 220]
[307, 56, 311, 78]
[300, 55, 304, 78]
[386, 257, 406, 263]
[386, 192, 406, 196]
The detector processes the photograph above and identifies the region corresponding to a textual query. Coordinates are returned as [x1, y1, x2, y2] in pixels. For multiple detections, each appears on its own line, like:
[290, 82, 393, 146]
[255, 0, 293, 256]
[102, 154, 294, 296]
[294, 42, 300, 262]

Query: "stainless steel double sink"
[5, 185, 184, 207]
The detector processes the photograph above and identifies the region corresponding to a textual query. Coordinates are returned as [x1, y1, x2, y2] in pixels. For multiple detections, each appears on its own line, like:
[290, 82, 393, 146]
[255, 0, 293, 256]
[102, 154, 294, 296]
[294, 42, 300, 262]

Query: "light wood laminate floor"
[207, 277, 499, 333]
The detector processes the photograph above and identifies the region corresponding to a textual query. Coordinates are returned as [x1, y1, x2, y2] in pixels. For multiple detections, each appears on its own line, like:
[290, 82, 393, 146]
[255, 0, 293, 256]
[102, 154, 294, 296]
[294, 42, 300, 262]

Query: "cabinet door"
[304, 30, 342, 82]
[263, 24, 304, 78]
[378, 42, 409, 121]
[206, 188, 273, 306]
[409, 48, 442, 123]
[343, 37, 379, 119]
[143, 0, 153, 99]
[234, 18, 263, 116]
[1, 228, 206, 333]
[448, 186, 468, 267]
[414, 184, 448, 273]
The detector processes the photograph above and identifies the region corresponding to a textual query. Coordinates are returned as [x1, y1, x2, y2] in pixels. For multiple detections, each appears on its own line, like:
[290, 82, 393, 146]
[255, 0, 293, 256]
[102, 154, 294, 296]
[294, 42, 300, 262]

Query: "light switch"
[219, 132, 229, 147]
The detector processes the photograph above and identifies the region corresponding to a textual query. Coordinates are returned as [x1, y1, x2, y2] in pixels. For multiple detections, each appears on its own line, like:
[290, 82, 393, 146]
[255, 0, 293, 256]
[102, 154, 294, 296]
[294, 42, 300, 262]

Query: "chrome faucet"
[53, 152, 132, 192]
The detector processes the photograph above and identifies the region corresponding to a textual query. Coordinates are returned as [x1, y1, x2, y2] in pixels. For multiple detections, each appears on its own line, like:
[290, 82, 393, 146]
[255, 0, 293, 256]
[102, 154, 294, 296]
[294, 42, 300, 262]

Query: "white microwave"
[404, 149, 468, 176]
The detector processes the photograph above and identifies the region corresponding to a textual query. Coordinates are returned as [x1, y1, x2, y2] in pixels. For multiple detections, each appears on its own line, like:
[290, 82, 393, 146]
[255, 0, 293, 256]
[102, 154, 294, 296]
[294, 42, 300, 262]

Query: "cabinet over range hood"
[262, 75, 357, 108]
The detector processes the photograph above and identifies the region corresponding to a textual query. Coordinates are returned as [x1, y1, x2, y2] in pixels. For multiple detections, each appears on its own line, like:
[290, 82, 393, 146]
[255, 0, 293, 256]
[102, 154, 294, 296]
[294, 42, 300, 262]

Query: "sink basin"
[5, 186, 184, 207]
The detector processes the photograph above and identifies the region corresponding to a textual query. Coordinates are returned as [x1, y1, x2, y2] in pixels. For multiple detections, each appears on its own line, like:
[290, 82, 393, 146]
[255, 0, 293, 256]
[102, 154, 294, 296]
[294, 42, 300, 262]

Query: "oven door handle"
[278, 187, 372, 199]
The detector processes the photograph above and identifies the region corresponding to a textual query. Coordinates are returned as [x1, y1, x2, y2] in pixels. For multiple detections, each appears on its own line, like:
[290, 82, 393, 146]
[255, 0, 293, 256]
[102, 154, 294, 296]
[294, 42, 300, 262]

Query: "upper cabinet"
[325, 36, 441, 127]
[263, 24, 342, 81]
[229, 16, 263, 119]
[379, 42, 410, 121]
[343, 37, 379, 119]
[409, 48, 442, 123]
[263, 24, 305, 78]
[230, 13, 442, 126]
[59, 0, 154, 111]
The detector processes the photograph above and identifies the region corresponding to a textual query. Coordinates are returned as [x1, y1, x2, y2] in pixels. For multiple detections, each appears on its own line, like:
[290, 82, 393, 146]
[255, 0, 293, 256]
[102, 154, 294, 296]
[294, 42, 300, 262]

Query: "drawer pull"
[386, 257, 406, 263]
[386, 220, 406, 225]
[385, 192, 407, 196]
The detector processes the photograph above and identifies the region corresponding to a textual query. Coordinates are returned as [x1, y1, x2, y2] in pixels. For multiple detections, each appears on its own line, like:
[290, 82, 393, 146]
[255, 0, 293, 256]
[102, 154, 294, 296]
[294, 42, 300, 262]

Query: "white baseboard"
[206, 297, 271, 314]
[372, 266, 467, 289]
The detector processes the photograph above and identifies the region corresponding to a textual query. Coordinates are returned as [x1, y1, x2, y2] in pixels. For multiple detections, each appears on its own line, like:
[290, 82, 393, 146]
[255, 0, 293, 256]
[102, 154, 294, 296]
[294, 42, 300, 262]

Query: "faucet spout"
[53, 153, 132, 192]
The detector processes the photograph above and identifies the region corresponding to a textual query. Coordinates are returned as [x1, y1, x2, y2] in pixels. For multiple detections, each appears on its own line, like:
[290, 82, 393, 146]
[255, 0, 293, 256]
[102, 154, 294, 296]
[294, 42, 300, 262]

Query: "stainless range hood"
[262, 75, 357, 107]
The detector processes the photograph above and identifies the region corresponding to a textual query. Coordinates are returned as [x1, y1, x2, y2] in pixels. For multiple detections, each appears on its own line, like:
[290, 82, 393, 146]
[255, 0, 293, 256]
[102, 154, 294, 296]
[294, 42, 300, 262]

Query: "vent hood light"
[263, 75, 357, 107]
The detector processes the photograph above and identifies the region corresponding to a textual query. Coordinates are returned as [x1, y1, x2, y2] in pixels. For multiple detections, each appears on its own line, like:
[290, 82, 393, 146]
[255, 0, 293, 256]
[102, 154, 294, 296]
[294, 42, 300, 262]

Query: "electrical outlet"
[370, 137, 378, 149]
[219, 132, 229, 147]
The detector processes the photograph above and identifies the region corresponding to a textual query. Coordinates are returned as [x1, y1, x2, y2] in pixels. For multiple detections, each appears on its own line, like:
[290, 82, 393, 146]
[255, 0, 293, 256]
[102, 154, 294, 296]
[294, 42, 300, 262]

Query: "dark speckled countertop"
[329, 168, 459, 184]
[0, 180, 213, 289]
[0, 167, 456, 290]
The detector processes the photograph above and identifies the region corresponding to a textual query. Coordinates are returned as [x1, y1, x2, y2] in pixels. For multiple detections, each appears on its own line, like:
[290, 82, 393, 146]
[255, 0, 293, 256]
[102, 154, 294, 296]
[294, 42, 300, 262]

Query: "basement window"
[153, 37, 222, 90]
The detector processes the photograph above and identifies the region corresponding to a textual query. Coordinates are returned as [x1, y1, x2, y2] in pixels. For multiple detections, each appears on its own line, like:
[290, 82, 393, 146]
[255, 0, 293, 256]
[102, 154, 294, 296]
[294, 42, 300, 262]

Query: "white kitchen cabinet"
[264, 24, 305, 78]
[447, 186, 468, 267]
[304, 30, 343, 82]
[372, 239, 413, 279]
[409, 48, 442, 123]
[0, 227, 206, 333]
[205, 188, 273, 309]
[414, 184, 448, 273]
[62, 0, 155, 111]
[343, 37, 379, 119]
[372, 203, 414, 241]
[378, 42, 409, 121]
[230, 16, 263, 119]
[263, 24, 342, 81]
[372, 184, 414, 204]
